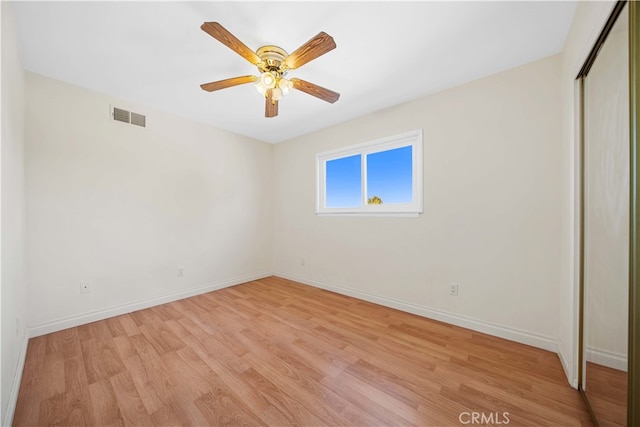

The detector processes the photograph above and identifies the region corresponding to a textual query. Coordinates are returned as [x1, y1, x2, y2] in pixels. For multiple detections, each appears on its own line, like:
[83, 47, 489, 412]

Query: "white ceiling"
[11, 1, 577, 143]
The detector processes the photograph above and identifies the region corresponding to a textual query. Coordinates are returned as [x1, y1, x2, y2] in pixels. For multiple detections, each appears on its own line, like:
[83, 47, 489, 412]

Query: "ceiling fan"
[200, 22, 340, 118]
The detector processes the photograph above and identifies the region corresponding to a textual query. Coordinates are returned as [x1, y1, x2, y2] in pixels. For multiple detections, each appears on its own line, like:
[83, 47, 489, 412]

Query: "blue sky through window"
[325, 146, 412, 208]
[326, 154, 361, 208]
[367, 146, 412, 204]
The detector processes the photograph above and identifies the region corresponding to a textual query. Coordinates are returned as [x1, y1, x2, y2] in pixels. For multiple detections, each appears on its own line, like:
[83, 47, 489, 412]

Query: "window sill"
[316, 212, 421, 218]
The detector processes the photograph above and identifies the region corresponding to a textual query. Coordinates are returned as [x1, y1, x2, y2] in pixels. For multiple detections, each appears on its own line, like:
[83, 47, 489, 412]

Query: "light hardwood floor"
[13, 276, 593, 426]
[585, 362, 627, 426]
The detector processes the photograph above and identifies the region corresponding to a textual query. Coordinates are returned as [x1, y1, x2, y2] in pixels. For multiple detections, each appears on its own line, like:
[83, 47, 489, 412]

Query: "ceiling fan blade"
[284, 32, 336, 70]
[291, 78, 340, 104]
[201, 22, 261, 65]
[200, 75, 258, 92]
[265, 89, 278, 118]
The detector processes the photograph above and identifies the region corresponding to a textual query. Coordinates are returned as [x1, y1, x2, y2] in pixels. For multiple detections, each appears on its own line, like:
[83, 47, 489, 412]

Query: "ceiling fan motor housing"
[256, 45, 289, 75]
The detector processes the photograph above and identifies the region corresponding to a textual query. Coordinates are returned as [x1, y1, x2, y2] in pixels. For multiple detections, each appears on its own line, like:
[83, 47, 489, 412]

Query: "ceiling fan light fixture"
[271, 87, 283, 101]
[278, 77, 293, 95]
[255, 73, 293, 101]
[254, 71, 278, 96]
[261, 71, 276, 88]
[254, 78, 266, 96]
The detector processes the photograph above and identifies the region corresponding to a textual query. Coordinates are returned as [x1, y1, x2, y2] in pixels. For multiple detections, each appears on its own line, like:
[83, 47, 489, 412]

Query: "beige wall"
[1, 2, 28, 424]
[273, 55, 563, 351]
[25, 72, 273, 333]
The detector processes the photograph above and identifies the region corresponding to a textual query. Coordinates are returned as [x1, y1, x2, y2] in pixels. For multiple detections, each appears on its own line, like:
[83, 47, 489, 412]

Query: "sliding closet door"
[582, 3, 629, 425]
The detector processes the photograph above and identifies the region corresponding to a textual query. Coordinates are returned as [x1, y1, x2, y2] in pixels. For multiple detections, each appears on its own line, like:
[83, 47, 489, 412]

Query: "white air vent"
[111, 106, 146, 128]
[131, 112, 146, 127]
[113, 107, 130, 124]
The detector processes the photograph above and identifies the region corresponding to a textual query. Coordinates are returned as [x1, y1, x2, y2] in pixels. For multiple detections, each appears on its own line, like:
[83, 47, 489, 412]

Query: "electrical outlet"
[80, 282, 91, 294]
[177, 267, 184, 277]
[449, 283, 459, 296]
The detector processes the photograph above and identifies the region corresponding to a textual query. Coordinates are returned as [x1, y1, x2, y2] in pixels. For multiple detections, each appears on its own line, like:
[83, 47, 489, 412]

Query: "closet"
[578, 1, 639, 425]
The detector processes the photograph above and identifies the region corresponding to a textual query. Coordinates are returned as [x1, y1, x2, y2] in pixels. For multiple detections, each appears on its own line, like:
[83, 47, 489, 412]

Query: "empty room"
[2, 1, 638, 426]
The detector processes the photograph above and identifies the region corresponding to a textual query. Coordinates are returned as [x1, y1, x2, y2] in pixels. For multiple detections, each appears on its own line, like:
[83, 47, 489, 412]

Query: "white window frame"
[316, 129, 423, 217]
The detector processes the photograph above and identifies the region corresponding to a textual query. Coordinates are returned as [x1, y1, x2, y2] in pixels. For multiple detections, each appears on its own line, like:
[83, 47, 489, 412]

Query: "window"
[316, 129, 423, 216]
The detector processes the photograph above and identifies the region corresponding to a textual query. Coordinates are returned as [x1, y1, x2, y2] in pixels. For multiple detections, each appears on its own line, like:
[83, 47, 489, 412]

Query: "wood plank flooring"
[585, 362, 627, 426]
[13, 276, 593, 426]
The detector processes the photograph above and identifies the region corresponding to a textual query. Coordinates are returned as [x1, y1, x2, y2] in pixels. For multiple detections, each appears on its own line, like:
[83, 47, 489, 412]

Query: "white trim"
[29, 272, 272, 337]
[558, 341, 578, 388]
[586, 346, 628, 372]
[316, 129, 423, 215]
[3, 332, 29, 427]
[316, 212, 420, 218]
[275, 272, 559, 353]
[569, 77, 584, 389]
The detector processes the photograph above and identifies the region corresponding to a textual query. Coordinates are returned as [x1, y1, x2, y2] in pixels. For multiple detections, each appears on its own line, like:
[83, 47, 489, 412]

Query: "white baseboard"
[29, 272, 272, 337]
[586, 346, 628, 372]
[557, 342, 578, 388]
[275, 272, 559, 354]
[3, 332, 29, 426]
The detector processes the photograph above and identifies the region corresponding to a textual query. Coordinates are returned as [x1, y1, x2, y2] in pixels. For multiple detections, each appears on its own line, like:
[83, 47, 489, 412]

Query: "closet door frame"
[576, 1, 639, 424]
[629, 0, 639, 424]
